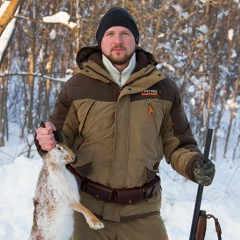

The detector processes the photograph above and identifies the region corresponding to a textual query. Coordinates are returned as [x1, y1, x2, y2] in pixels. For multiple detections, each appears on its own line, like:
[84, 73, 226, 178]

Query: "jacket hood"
[76, 46, 158, 70]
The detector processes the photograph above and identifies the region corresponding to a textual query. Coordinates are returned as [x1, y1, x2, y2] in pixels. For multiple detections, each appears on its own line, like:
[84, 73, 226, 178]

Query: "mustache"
[111, 45, 126, 51]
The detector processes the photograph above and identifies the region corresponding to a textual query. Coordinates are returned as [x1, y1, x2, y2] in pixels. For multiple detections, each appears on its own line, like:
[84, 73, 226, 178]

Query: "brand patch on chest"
[141, 90, 158, 96]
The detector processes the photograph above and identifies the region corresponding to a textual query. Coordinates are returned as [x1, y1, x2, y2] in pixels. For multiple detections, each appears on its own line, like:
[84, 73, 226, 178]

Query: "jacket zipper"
[119, 72, 122, 88]
[146, 99, 154, 116]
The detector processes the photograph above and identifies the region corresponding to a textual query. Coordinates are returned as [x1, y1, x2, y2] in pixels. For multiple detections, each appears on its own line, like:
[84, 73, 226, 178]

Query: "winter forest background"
[0, 0, 239, 239]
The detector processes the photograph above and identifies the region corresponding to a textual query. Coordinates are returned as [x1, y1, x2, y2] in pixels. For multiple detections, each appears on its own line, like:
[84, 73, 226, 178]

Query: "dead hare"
[28, 143, 104, 240]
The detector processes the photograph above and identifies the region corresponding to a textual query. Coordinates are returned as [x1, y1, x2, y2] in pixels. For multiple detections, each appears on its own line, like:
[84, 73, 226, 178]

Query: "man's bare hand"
[36, 122, 57, 151]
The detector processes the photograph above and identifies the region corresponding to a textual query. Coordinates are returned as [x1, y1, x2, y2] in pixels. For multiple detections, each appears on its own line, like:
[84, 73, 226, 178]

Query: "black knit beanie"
[96, 7, 139, 46]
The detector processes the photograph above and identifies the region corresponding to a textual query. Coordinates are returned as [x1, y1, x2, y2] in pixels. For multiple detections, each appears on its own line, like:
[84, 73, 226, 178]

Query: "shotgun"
[189, 128, 213, 240]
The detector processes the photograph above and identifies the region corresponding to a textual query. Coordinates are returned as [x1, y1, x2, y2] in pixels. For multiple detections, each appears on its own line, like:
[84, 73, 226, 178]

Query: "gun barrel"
[189, 128, 213, 240]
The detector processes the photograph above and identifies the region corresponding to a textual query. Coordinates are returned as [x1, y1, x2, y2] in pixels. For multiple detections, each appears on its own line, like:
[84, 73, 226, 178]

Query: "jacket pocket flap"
[75, 162, 93, 177]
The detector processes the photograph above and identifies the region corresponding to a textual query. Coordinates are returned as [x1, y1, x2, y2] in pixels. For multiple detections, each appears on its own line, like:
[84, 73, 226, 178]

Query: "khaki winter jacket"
[35, 46, 203, 222]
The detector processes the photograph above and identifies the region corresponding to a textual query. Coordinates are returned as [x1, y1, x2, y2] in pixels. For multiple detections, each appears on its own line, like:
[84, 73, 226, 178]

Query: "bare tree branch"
[0, 0, 23, 36]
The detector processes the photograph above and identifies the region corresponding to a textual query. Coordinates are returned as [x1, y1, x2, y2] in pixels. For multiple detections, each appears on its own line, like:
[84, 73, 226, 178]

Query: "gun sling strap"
[195, 210, 222, 240]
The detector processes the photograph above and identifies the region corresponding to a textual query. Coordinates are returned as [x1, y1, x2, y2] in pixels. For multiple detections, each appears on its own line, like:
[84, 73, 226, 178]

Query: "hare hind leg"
[70, 201, 104, 230]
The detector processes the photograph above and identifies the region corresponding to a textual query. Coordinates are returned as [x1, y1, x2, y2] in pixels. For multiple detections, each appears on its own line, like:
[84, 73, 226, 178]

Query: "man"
[35, 7, 215, 240]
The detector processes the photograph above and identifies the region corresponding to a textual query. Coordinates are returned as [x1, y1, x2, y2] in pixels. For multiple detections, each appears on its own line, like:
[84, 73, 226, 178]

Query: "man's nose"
[113, 34, 123, 44]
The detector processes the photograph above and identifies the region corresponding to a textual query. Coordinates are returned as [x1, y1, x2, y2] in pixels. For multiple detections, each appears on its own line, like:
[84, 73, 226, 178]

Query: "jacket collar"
[102, 53, 136, 87]
[76, 46, 158, 71]
[76, 46, 163, 90]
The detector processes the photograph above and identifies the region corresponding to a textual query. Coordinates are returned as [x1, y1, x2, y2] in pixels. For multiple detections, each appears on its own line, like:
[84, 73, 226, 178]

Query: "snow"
[158, 33, 165, 38]
[190, 98, 196, 106]
[197, 25, 208, 35]
[0, 1, 19, 62]
[0, 4, 239, 240]
[188, 85, 196, 93]
[49, 29, 57, 40]
[231, 49, 237, 58]
[0, 1, 8, 17]
[228, 29, 234, 41]
[0, 125, 239, 239]
[42, 11, 77, 29]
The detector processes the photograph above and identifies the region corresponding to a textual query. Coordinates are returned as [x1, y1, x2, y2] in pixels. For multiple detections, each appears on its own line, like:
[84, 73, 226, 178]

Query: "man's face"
[101, 26, 136, 71]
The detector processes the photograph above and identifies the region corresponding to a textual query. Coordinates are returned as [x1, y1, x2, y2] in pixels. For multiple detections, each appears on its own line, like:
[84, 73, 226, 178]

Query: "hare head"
[45, 143, 77, 165]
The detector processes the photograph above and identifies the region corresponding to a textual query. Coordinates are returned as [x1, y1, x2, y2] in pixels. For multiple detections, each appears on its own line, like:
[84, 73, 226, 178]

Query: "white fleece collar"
[102, 52, 136, 88]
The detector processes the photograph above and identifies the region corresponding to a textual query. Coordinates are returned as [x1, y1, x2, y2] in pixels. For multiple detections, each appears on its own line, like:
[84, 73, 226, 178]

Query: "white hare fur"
[28, 143, 104, 240]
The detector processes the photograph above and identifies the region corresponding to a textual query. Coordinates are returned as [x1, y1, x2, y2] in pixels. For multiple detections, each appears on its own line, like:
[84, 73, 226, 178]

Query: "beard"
[106, 46, 135, 66]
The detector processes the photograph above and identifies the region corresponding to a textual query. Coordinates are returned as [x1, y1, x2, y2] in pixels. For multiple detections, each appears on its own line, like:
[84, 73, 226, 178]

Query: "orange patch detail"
[141, 90, 158, 96]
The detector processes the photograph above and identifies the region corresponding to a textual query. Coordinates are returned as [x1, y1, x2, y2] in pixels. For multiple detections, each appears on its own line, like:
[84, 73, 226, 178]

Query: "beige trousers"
[72, 211, 168, 240]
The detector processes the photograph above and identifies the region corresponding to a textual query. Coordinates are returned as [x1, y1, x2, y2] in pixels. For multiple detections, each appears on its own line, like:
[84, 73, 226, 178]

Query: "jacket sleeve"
[160, 79, 203, 182]
[34, 77, 79, 156]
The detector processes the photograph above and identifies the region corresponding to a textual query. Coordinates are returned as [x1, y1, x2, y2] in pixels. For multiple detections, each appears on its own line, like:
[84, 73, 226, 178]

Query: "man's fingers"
[36, 127, 50, 137]
[37, 136, 57, 151]
[45, 122, 56, 132]
[36, 122, 57, 151]
[40, 140, 56, 151]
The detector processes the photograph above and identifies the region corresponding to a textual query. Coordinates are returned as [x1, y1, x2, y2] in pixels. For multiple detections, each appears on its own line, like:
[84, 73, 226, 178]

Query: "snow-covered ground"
[0, 127, 239, 239]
